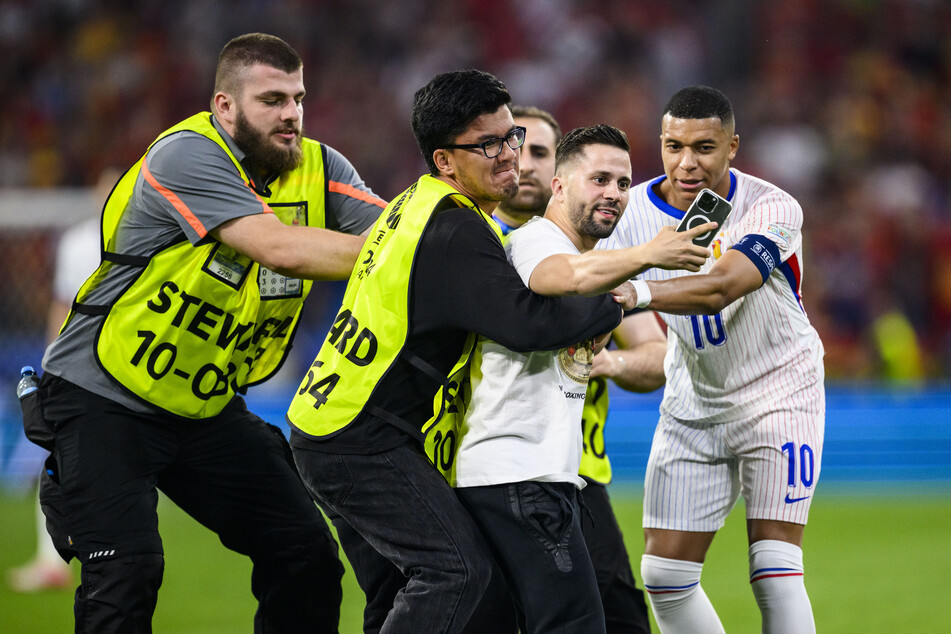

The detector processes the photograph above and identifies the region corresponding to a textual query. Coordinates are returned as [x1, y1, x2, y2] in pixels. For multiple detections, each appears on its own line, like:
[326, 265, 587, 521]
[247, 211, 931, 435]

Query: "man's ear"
[433, 149, 455, 177]
[551, 174, 566, 201]
[213, 92, 235, 125]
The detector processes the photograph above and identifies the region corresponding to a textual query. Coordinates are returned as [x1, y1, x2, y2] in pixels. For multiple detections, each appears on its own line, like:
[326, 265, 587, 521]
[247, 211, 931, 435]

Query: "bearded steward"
[30, 33, 385, 633]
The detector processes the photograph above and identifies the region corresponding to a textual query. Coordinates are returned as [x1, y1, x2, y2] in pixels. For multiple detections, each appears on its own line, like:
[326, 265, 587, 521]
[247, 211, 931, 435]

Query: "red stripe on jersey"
[786, 252, 802, 295]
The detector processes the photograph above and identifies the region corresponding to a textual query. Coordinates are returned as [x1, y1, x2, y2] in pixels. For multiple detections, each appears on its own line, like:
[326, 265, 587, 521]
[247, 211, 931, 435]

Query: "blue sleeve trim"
[729, 234, 781, 285]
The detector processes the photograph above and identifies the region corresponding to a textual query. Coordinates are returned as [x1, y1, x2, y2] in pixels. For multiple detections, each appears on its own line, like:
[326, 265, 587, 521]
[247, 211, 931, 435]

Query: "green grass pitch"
[2, 485, 949, 632]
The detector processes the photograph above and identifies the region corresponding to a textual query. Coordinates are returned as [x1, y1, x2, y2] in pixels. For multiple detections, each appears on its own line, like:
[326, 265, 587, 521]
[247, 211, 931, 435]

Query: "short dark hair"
[214, 33, 302, 98]
[411, 69, 512, 175]
[511, 105, 563, 144]
[555, 124, 630, 173]
[663, 85, 734, 129]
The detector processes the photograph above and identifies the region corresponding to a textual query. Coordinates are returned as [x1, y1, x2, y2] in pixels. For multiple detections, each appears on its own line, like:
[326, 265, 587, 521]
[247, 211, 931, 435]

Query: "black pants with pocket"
[455, 481, 606, 634]
[38, 375, 343, 634]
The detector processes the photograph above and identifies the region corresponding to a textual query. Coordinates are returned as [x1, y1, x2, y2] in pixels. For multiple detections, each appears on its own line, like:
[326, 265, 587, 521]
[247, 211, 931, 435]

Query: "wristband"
[632, 279, 652, 308]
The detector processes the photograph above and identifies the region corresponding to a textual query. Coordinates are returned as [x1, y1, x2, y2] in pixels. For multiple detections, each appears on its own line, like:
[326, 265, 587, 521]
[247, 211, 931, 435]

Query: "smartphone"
[676, 188, 732, 247]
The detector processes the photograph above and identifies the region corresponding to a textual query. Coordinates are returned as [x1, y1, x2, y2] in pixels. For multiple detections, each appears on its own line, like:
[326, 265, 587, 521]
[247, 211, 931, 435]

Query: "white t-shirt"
[602, 169, 825, 424]
[454, 217, 591, 489]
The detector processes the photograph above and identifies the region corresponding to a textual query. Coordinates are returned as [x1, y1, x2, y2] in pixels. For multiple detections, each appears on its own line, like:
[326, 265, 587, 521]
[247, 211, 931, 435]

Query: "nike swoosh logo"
[784, 494, 811, 504]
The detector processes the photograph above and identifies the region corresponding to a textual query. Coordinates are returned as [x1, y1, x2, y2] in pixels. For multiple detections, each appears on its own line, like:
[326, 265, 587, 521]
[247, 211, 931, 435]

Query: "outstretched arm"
[418, 208, 622, 352]
[636, 248, 764, 315]
[144, 132, 373, 282]
[527, 223, 715, 296]
[213, 213, 367, 281]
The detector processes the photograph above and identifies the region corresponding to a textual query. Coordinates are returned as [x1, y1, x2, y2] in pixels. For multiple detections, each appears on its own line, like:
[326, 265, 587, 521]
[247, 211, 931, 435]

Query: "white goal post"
[0, 188, 100, 230]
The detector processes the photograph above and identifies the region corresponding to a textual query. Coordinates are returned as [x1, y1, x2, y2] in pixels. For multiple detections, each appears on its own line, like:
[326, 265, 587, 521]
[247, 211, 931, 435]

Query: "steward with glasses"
[442, 125, 527, 158]
[286, 70, 625, 633]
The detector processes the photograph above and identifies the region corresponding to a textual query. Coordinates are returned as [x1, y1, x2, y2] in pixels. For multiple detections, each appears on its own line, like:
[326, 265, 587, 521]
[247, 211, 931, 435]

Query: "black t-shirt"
[292, 206, 622, 454]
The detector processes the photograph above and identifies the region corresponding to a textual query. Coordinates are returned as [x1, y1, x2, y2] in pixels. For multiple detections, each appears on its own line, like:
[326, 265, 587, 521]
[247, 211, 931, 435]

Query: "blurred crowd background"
[2, 0, 951, 383]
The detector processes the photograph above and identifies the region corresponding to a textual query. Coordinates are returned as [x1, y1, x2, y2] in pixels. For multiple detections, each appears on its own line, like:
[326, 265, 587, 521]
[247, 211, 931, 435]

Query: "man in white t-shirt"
[453, 124, 713, 632]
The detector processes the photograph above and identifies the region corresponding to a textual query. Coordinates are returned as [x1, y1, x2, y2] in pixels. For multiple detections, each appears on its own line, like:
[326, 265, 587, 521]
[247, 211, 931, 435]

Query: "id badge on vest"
[204, 244, 252, 288]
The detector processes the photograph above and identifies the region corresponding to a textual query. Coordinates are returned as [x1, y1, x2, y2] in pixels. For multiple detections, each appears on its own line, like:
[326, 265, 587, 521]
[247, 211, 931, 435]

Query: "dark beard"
[233, 109, 303, 177]
[573, 203, 619, 240]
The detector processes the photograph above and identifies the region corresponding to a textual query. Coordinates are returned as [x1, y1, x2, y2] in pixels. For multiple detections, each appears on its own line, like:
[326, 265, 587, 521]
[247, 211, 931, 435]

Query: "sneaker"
[6, 559, 73, 592]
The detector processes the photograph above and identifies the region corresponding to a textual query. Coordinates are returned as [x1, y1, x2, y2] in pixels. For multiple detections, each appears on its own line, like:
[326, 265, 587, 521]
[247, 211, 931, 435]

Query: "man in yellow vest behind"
[32, 33, 386, 632]
[286, 70, 627, 633]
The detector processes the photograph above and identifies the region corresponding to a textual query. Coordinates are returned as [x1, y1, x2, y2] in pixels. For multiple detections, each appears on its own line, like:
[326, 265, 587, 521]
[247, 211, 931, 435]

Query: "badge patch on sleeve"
[766, 224, 792, 246]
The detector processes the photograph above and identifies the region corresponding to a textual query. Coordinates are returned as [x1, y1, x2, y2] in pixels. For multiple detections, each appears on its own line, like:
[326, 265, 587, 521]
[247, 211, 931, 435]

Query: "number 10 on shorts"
[782, 441, 815, 488]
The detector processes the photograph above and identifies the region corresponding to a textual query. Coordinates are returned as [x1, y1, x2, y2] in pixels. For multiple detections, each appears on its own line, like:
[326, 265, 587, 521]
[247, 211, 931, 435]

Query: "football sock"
[641, 554, 724, 633]
[749, 539, 815, 633]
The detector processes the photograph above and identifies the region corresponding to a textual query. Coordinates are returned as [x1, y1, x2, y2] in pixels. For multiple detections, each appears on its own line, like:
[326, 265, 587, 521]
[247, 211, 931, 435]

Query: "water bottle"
[17, 365, 53, 451]
[17, 365, 40, 399]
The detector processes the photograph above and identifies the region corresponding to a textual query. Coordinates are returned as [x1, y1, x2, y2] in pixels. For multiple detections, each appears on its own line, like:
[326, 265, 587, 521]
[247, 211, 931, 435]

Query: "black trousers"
[291, 437, 494, 634]
[581, 480, 652, 634]
[38, 375, 343, 633]
[331, 505, 520, 633]
[338, 479, 652, 633]
[456, 481, 606, 634]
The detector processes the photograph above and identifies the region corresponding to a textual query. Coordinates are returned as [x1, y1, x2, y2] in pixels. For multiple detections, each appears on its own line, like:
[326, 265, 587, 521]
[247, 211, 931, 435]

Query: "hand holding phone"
[676, 188, 732, 247]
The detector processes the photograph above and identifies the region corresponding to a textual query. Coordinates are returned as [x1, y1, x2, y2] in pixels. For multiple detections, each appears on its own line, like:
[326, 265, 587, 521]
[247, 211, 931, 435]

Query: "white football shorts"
[643, 387, 825, 531]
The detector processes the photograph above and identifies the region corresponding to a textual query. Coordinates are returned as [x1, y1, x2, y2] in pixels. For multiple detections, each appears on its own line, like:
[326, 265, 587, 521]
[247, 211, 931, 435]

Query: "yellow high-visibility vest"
[288, 175, 502, 446]
[73, 113, 328, 418]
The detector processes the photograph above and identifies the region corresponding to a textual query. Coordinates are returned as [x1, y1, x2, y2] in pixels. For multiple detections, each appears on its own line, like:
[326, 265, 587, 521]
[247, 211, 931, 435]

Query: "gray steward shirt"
[43, 114, 384, 414]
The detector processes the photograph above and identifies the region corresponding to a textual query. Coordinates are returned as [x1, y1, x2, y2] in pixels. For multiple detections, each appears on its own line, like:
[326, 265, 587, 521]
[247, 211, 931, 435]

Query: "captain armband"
[730, 234, 782, 285]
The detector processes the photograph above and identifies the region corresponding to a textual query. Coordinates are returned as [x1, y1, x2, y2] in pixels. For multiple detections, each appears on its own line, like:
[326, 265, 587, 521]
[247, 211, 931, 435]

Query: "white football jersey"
[603, 169, 825, 424]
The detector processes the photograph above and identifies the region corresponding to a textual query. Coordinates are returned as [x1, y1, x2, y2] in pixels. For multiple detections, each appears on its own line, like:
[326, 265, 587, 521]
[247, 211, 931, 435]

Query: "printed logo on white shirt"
[558, 340, 594, 384]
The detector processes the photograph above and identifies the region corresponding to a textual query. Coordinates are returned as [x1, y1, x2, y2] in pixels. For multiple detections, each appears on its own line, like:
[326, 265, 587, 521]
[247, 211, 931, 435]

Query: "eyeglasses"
[442, 126, 526, 159]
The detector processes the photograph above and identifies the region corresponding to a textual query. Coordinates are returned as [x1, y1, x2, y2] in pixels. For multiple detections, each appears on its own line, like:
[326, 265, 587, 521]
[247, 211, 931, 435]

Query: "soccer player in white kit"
[602, 86, 825, 633]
